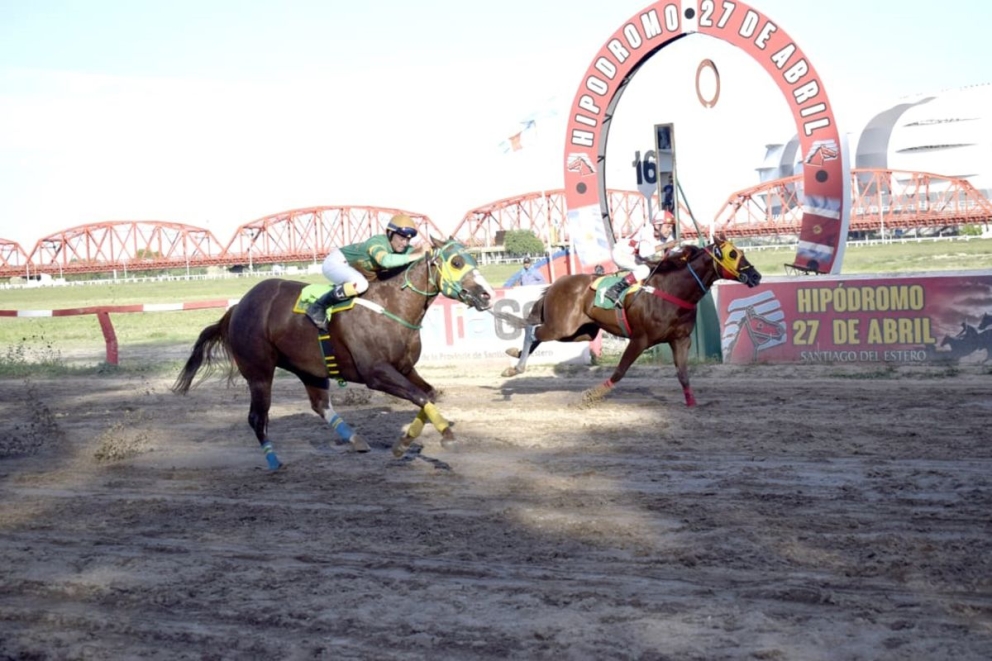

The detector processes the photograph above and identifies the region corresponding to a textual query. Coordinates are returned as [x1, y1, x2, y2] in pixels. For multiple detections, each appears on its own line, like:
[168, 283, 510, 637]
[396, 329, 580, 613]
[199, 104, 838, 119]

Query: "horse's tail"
[526, 287, 549, 326]
[171, 307, 236, 394]
[487, 285, 552, 329]
[489, 307, 530, 330]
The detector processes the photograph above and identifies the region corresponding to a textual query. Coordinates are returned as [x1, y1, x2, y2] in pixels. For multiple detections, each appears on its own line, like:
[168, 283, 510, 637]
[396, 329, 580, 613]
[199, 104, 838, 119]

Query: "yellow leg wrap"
[422, 402, 450, 435]
[406, 409, 429, 439]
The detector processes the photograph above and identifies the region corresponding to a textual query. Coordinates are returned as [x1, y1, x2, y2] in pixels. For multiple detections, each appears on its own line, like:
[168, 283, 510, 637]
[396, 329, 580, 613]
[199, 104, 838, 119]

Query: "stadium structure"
[754, 84, 992, 236]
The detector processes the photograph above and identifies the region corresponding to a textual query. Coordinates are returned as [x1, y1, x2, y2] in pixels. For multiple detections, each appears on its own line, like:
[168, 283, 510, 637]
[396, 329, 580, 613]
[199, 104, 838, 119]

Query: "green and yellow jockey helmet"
[386, 214, 418, 239]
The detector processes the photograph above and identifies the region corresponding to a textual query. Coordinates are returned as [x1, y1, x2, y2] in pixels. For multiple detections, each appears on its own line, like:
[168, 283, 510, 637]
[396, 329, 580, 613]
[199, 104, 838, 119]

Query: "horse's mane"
[364, 265, 407, 283]
[643, 244, 705, 273]
[362, 254, 429, 288]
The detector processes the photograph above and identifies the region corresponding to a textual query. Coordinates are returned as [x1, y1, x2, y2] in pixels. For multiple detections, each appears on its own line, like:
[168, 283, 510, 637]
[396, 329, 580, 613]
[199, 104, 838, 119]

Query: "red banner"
[714, 272, 992, 364]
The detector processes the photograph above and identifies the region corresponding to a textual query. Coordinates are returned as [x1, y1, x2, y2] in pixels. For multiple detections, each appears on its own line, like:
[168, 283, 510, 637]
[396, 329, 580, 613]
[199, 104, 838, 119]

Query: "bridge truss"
[1, 171, 989, 279]
[1, 206, 445, 278]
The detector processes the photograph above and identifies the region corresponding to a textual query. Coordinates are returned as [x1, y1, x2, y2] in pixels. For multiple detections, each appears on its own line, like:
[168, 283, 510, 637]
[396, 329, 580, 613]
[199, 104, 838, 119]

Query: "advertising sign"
[714, 272, 992, 364]
[419, 287, 590, 366]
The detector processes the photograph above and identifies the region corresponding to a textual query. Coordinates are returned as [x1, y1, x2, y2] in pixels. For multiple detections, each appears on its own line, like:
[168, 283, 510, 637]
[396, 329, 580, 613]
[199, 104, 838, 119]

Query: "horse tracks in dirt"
[1, 360, 991, 660]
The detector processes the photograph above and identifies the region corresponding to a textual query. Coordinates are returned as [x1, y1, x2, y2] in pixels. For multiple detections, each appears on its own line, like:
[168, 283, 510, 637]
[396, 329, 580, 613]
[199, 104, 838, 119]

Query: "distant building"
[758, 84, 992, 203]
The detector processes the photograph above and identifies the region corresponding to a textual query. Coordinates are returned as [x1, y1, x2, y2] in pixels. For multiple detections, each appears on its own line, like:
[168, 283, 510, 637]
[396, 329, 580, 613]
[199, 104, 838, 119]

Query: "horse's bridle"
[401, 252, 440, 298]
[401, 240, 475, 301]
[705, 239, 755, 284]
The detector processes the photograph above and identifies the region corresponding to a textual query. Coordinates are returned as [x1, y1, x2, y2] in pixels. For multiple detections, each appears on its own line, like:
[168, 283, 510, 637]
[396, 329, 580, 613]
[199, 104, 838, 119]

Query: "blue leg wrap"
[261, 441, 282, 470]
[329, 414, 355, 441]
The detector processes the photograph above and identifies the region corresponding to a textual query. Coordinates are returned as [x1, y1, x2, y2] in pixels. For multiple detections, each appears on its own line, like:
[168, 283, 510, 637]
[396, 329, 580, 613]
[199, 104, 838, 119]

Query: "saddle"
[590, 273, 642, 309]
[293, 284, 357, 318]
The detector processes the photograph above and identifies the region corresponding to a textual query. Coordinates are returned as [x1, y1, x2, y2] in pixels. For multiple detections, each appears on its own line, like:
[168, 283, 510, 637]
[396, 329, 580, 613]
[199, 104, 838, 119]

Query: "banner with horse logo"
[714, 272, 992, 365]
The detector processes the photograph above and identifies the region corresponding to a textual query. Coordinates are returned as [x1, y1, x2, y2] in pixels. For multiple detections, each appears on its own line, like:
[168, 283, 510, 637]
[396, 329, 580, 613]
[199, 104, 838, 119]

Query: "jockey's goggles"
[389, 226, 417, 239]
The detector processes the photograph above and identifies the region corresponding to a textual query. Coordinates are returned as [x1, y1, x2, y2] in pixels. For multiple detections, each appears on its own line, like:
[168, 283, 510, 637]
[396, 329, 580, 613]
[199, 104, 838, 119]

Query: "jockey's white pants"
[611, 244, 650, 281]
[321, 248, 369, 294]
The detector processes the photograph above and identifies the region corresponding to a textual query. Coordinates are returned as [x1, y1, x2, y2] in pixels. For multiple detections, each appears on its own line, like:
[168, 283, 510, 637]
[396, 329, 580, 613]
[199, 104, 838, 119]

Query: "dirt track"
[2, 361, 992, 660]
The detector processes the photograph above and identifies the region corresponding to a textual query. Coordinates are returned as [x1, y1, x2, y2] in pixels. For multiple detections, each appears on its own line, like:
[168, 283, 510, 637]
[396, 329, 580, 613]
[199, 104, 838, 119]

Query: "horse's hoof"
[439, 428, 459, 450]
[349, 434, 371, 453]
[501, 366, 521, 378]
[579, 384, 610, 406]
[392, 436, 413, 458]
[439, 437, 461, 451]
[505, 347, 521, 358]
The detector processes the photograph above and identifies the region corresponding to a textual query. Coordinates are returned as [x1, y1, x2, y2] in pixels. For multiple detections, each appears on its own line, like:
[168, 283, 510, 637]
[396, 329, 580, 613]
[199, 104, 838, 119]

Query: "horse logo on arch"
[805, 140, 840, 166]
[566, 152, 596, 176]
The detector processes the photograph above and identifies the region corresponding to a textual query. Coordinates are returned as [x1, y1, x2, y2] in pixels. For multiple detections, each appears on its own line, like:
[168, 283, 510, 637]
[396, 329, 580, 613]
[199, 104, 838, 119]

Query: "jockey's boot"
[306, 284, 352, 330]
[604, 273, 637, 304]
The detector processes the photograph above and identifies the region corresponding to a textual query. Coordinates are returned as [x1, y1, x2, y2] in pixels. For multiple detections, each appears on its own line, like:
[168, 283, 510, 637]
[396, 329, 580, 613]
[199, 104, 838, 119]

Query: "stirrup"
[307, 304, 328, 329]
[604, 283, 626, 303]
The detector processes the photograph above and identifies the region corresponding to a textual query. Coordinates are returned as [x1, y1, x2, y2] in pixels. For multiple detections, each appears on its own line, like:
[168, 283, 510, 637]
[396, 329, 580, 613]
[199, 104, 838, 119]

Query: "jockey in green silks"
[307, 214, 422, 330]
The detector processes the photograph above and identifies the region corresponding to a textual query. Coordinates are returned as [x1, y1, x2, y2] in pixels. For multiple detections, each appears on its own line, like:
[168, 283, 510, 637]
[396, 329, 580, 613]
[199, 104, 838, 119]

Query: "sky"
[1, 0, 989, 249]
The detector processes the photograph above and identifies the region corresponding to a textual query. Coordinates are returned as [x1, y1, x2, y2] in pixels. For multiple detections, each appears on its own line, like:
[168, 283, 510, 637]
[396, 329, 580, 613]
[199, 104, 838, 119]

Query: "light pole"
[879, 205, 885, 244]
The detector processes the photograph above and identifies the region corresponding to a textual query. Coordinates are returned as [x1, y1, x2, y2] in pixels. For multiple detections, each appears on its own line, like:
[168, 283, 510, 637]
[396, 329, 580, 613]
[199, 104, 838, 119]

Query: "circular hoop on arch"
[695, 59, 720, 108]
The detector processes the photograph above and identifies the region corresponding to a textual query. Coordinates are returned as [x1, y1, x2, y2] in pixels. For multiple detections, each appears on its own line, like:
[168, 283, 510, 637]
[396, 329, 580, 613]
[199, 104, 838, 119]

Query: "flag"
[496, 97, 560, 154]
[498, 119, 537, 154]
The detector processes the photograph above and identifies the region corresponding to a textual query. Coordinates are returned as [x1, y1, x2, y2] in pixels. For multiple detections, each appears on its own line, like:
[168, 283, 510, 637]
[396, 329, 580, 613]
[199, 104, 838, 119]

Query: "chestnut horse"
[172, 237, 497, 468]
[502, 236, 762, 406]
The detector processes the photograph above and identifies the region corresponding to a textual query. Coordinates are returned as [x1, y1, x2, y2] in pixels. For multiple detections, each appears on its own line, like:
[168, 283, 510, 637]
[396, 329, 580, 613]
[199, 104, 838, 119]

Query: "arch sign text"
[563, 0, 850, 274]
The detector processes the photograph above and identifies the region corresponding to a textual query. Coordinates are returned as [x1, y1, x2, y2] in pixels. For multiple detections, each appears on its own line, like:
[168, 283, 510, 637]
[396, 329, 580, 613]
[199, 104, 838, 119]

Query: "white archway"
[563, 0, 850, 274]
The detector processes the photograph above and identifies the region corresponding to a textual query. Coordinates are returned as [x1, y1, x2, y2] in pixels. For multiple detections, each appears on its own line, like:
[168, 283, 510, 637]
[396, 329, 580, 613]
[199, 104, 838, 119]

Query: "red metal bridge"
[2, 169, 989, 279]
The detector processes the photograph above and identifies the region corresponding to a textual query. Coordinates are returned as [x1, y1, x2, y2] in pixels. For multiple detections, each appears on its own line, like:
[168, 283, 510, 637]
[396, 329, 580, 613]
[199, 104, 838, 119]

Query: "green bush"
[502, 230, 545, 256]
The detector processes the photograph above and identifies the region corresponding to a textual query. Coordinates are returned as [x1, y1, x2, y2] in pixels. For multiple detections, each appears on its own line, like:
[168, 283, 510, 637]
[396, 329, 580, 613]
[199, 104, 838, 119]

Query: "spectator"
[518, 256, 547, 286]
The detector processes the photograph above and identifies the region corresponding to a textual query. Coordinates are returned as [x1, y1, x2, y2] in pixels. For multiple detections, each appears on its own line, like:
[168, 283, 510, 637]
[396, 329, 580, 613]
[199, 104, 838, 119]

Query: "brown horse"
[172, 237, 497, 468]
[502, 236, 762, 406]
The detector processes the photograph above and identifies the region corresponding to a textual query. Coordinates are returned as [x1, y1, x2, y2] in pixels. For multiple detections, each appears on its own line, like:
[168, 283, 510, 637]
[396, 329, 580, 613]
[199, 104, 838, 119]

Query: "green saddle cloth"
[592, 273, 630, 309]
[294, 284, 356, 315]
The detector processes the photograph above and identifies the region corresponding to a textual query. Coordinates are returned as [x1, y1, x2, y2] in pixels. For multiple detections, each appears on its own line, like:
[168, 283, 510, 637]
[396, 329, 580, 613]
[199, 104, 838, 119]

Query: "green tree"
[502, 229, 545, 256]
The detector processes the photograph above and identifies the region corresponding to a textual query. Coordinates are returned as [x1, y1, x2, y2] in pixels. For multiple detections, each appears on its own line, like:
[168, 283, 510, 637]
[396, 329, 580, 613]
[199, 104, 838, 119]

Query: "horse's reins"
[352, 251, 441, 330]
[654, 243, 741, 307]
[642, 250, 703, 311]
[351, 298, 421, 330]
[382, 244, 500, 330]
[401, 251, 441, 298]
